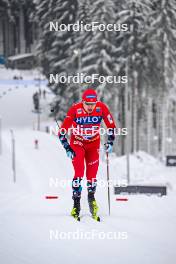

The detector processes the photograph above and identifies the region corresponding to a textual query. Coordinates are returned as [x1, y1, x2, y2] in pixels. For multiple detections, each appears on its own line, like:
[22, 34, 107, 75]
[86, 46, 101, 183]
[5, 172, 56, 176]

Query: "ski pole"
[106, 151, 111, 216]
[51, 108, 60, 129]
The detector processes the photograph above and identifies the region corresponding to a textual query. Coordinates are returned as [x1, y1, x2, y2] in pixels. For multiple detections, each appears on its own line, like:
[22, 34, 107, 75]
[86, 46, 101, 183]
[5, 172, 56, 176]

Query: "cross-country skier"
[58, 89, 116, 221]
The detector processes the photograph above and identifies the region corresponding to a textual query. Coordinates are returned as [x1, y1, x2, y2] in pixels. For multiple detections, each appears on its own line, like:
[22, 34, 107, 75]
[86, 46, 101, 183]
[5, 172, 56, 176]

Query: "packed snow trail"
[0, 68, 176, 264]
[1, 129, 176, 264]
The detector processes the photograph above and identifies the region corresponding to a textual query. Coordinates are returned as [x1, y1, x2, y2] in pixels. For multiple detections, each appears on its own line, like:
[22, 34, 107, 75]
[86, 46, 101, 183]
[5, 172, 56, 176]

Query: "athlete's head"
[82, 89, 97, 113]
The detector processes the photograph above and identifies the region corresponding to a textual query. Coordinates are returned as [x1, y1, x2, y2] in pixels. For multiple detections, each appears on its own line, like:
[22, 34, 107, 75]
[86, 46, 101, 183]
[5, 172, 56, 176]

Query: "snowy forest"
[1, 2, 176, 262]
[1, 0, 176, 159]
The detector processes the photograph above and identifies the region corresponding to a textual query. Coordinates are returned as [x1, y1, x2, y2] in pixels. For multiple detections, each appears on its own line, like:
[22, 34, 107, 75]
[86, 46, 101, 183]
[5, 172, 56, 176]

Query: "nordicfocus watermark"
[49, 21, 129, 32]
[49, 178, 128, 189]
[50, 229, 128, 240]
[49, 73, 127, 84]
[50, 126, 128, 137]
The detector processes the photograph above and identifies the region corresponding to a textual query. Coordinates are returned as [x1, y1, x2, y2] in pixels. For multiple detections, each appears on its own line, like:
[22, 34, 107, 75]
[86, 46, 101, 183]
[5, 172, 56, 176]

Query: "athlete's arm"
[102, 103, 116, 152]
[58, 105, 76, 159]
[102, 102, 116, 128]
[60, 105, 76, 133]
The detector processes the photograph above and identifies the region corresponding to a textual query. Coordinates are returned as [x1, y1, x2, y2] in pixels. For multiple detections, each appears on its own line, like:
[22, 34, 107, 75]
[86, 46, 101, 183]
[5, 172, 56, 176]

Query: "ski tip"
[72, 216, 80, 221]
[71, 213, 81, 221]
[93, 216, 101, 222]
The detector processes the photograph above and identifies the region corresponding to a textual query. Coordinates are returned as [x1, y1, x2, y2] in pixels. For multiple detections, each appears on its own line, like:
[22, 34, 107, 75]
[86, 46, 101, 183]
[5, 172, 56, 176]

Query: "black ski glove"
[65, 145, 76, 159]
[59, 134, 76, 159]
[104, 128, 115, 153]
[104, 141, 113, 153]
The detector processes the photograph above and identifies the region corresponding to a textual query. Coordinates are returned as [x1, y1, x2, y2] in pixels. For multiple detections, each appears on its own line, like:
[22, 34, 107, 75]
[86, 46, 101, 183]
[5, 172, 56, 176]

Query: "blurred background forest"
[0, 0, 176, 159]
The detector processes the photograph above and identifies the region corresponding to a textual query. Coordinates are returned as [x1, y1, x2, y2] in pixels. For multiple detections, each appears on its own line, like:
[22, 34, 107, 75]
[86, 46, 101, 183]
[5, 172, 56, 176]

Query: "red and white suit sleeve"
[58, 105, 75, 136]
[102, 103, 116, 129]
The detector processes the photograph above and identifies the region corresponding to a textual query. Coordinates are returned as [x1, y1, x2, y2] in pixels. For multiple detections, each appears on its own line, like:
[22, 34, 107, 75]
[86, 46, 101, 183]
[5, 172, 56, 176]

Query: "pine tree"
[84, 0, 117, 78]
[46, 0, 78, 119]
[35, 0, 57, 75]
[149, 0, 176, 159]
[114, 0, 152, 153]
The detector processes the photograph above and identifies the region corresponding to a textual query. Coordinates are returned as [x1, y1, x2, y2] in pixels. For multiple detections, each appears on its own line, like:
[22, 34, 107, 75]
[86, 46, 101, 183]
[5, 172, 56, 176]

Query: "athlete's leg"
[70, 140, 85, 198]
[85, 140, 100, 218]
[85, 140, 100, 188]
[70, 139, 85, 218]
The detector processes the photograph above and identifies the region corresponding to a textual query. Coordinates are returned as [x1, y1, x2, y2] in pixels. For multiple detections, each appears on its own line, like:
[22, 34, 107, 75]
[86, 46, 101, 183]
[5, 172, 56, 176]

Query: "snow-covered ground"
[0, 67, 176, 264]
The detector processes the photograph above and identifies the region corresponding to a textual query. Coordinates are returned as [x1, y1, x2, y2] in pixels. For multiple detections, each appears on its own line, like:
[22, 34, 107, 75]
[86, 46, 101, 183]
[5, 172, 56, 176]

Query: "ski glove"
[104, 141, 113, 153]
[65, 145, 76, 159]
[59, 134, 76, 159]
[104, 128, 115, 153]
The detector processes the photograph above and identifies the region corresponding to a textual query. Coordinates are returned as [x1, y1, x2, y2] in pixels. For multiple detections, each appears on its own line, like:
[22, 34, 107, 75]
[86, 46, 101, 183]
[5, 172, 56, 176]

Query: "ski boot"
[88, 193, 100, 221]
[71, 197, 81, 221]
[71, 178, 82, 221]
[87, 180, 100, 221]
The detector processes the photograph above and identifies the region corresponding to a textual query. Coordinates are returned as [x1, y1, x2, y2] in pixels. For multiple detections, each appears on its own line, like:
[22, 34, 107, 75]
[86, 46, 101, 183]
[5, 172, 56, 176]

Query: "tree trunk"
[131, 71, 138, 153]
[147, 97, 152, 154]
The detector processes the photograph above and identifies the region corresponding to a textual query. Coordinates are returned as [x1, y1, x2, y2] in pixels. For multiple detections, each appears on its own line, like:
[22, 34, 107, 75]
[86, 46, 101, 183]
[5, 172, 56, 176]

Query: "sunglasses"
[84, 101, 97, 106]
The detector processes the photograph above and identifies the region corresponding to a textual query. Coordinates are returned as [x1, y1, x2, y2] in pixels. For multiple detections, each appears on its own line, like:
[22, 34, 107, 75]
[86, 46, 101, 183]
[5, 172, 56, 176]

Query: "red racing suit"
[59, 101, 116, 182]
